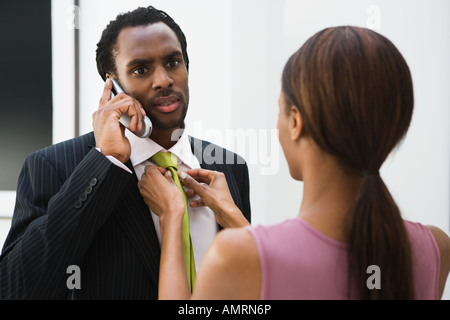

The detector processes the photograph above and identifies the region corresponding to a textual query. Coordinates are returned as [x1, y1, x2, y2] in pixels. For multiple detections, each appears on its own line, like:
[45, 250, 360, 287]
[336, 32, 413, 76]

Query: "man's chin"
[149, 117, 185, 131]
[148, 107, 188, 131]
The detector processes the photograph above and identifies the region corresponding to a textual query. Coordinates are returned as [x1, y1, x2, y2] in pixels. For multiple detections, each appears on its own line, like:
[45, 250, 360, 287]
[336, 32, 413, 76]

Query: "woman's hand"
[138, 166, 185, 225]
[179, 169, 250, 228]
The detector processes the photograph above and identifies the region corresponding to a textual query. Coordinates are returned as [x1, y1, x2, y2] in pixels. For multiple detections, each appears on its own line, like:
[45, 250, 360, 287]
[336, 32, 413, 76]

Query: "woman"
[139, 26, 450, 299]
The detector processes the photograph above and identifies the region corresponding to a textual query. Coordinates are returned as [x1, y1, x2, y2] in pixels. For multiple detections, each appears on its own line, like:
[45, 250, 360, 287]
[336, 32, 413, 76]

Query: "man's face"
[114, 22, 189, 131]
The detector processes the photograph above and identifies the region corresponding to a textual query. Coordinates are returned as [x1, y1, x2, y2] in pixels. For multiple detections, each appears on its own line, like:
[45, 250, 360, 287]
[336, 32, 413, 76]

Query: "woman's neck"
[297, 153, 362, 242]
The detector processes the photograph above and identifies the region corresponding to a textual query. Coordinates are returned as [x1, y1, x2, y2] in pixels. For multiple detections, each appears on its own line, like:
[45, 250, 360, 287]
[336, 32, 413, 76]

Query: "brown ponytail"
[348, 174, 414, 299]
[282, 26, 415, 299]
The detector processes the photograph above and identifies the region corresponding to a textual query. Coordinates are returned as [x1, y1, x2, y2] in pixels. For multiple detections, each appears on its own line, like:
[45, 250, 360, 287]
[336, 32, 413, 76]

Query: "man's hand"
[92, 78, 146, 164]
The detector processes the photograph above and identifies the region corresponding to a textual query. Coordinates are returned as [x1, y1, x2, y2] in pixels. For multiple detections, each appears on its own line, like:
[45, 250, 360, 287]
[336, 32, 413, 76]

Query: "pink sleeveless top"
[246, 218, 440, 299]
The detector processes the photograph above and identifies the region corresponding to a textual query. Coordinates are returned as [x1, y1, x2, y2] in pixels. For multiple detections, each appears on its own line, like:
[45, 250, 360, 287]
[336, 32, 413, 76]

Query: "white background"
[1, 0, 449, 299]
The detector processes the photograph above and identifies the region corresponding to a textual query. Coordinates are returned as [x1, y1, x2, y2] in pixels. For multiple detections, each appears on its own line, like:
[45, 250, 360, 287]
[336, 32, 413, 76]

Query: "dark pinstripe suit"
[0, 132, 251, 299]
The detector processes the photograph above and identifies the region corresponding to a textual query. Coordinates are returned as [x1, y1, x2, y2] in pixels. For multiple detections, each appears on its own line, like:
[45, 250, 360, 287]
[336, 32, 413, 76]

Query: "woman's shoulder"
[427, 225, 450, 299]
[426, 225, 450, 246]
[208, 227, 260, 274]
[405, 221, 450, 299]
[192, 227, 261, 299]
[426, 225, 450, 266]
[404, 220, 450, 251]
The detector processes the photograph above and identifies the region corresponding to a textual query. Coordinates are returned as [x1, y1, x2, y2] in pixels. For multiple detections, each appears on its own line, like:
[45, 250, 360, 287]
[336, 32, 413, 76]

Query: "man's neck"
[149, 127, 185, 150]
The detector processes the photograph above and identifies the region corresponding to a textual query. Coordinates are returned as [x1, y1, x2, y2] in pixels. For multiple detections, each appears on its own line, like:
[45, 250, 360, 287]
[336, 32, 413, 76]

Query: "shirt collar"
[126, 126, 197, 169]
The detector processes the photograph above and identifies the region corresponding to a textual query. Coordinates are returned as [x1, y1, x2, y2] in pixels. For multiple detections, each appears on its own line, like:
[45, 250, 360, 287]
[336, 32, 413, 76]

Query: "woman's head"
[280, 26, 414, 178]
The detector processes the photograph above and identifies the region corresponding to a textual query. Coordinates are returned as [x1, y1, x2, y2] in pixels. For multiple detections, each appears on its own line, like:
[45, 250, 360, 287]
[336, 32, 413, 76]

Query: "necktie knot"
[151, 152, 179, 171]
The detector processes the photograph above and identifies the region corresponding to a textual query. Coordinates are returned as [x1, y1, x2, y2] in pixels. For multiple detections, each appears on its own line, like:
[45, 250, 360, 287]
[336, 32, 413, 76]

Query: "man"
[0, 6, 251, 299]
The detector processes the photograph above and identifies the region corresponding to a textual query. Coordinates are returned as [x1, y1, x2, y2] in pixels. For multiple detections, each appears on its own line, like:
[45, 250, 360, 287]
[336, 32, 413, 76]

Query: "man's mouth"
[153, 96, 179, 113]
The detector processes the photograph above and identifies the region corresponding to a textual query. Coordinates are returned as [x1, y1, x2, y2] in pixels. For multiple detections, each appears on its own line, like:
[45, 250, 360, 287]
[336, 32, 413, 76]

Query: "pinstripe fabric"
[0, 132, 251, 299]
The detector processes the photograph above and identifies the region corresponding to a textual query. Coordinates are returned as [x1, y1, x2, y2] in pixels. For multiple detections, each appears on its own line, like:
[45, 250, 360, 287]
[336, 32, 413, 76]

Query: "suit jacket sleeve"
[0, 146, 132, 299]
[233, 158, 251, 225]
[243, 162, 251, 223]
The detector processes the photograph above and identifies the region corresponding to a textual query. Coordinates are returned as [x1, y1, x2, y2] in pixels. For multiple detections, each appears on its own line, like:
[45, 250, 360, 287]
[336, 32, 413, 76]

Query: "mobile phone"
[110, 78, 152, 138]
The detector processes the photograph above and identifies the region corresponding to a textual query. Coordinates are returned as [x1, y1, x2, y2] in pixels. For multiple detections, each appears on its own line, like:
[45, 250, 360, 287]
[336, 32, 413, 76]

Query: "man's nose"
[152, 65, 174, 90]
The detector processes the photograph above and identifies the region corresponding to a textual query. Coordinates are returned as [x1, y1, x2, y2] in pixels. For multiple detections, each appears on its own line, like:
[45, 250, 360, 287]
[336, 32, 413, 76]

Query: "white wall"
[73, 0, 450, 299]
[1, 0, 449, 299]
[73, 0, 450, 230]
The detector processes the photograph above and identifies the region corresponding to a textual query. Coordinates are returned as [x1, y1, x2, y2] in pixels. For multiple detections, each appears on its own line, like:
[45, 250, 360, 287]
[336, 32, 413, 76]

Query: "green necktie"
[151, 152, 196, 292]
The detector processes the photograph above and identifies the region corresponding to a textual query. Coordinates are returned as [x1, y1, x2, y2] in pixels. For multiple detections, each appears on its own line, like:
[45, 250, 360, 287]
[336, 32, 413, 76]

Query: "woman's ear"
[289, 106, 303, 141]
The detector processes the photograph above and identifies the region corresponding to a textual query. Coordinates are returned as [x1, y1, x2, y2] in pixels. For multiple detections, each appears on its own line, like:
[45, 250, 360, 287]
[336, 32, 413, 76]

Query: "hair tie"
[363, 170, 380, 177]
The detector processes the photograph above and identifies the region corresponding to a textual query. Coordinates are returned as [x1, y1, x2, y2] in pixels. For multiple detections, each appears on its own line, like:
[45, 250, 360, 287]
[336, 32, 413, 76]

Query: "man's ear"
[106, 72, 119, 81]
[289, 106, 303, 141]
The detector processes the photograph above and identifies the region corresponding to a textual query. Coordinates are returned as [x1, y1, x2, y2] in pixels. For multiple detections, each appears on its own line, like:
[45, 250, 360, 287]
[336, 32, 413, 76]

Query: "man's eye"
[167, 60, 180, 68]
[133, 67, 147, 75]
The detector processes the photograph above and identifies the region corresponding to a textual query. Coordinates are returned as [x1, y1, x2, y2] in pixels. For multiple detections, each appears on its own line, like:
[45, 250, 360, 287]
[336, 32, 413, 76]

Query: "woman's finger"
[182, 169, 215, 184]
[179, 171, 208, 197]
[185, 188, 196, 198]
[189, 199, 205, 208]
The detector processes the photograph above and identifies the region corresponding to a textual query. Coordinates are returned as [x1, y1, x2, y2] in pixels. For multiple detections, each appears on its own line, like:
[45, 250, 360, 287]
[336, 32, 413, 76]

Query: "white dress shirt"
[102, 128, 218, 271]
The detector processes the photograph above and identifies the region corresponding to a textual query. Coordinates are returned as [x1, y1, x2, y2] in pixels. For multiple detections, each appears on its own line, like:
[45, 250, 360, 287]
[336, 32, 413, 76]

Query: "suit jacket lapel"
[189, 136, 219, 171]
